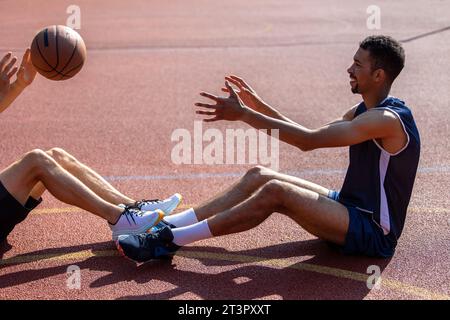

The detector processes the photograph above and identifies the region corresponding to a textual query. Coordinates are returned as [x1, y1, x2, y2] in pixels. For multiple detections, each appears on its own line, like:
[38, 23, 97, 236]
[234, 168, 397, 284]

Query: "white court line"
[32, 206, 450, 216]
[103, 166, 450, 182]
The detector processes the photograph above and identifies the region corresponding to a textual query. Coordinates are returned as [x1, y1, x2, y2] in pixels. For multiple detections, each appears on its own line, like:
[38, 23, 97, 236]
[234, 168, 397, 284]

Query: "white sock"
[164, 208, 198, 227]
[171, 219, 213, 246]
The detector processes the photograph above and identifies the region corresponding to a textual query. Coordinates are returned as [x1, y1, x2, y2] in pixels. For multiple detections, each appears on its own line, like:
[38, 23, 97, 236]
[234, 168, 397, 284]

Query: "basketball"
[30, 25, 86, 81]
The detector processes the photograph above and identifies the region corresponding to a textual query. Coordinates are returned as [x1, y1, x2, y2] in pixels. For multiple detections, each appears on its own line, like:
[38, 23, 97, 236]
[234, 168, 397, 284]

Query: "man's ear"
[373, 68, 386, 83]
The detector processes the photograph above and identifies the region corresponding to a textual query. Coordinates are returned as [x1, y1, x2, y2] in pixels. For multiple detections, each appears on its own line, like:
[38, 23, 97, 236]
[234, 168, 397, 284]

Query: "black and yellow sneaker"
[116, 226, 180, 263]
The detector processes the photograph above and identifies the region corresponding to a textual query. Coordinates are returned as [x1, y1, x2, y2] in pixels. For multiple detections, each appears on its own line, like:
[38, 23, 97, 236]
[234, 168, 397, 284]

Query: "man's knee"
[256, 179, 287, 207]
[242, 166, 275, 190]
[261, 179, 286, 195]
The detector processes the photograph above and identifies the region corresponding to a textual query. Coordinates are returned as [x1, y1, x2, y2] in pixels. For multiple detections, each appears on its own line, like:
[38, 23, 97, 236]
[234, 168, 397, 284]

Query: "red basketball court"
[0, 0, 449, 300]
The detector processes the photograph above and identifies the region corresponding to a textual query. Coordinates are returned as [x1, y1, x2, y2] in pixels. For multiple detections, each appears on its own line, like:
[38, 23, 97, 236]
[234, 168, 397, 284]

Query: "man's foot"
[116, 226, 180, 263]
[109, 208, 165, 241]
[123, 193, 182, 216]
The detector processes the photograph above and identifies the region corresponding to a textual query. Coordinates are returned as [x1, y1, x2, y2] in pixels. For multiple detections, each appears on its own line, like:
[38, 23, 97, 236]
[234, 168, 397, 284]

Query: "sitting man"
[0, 49, 182, 243]
[116, 35, 420, 261]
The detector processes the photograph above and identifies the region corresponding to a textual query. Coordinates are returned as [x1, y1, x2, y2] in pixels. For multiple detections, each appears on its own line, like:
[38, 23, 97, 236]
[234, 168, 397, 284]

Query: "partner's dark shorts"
[0, 181, 42, 242]
[327, 190, 395, 258]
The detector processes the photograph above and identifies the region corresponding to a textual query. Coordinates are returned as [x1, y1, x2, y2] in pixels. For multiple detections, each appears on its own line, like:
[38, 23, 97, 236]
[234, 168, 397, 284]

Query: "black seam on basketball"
[47, 70, 68, 79]
[47, 61, 84, 79]
[32, 60, 53, 73]
[35, 36, 57, 71]
[47, 67, 74, 79]
[36, 61, 69, 78]
[58, 36, 78, 74]
[39, 63, 67, 78]
[55, 25, 60, 70]
[61, 61, 84, 75]
[33, 63, 56, 74]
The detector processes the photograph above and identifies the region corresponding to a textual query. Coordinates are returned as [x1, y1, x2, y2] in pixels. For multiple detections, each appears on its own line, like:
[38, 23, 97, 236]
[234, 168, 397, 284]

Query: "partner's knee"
[46, 147, 75, 167]
[22, 149, 48, 165]
[22, 149, 55, 175]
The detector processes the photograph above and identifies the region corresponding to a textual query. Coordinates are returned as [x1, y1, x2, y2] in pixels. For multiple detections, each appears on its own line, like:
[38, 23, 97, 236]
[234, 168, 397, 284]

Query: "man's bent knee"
[260, 179, 286, 195]
[242, 166, 276, 190]
[255, 179, 287, 208]
[246, 165, 275, 176]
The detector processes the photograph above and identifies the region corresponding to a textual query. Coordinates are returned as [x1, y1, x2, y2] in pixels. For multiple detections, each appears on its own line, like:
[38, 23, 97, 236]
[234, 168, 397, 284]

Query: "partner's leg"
[28, 181, 46, 200]
[194, 165, 331, 221]
[207, 180, 348, 245]
[28, 148, 134, 205]
[0, 149, 123, 223]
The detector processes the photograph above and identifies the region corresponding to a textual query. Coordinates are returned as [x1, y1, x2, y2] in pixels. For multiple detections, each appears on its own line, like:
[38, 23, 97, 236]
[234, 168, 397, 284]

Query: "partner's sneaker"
[123, 193, 182, 216]
[116, 226, 180, 263]
[109, 208, 164, 241]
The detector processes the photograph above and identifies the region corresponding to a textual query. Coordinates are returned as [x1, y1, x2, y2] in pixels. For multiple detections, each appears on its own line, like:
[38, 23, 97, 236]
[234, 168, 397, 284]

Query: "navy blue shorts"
[327, 190, 395, 258]
[0, 181, 42, 242]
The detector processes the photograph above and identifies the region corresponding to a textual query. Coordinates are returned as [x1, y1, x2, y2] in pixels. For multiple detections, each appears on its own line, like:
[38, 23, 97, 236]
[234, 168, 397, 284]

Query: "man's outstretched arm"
[205, 74, 360, 132]
[243, 107, 399, 151]
[195, 82, 399, 151]
[219, 75, 299, 125]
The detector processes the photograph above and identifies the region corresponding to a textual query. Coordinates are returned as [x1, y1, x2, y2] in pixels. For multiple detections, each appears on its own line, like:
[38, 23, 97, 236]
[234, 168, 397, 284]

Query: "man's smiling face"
[347, 47, 376, 94]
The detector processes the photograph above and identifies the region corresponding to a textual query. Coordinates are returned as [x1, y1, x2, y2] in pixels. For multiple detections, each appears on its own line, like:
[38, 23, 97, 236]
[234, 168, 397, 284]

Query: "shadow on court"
[0, 240, 13, 260]
[0, 239, 390, 300]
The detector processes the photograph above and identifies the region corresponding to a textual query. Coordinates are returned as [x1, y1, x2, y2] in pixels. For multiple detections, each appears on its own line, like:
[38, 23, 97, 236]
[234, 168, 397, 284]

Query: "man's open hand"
[195, 81, 249, 122]
[221, 75, 265, 113]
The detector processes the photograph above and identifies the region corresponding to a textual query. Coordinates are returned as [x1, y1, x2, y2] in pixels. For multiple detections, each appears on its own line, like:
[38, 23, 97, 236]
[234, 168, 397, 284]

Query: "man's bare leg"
[28, 148, 134, 205]
[0, 149, 123, 223]
[194, 165, 331, 221]
[115, 179, 349, 262]
[207, 180, 348, 245]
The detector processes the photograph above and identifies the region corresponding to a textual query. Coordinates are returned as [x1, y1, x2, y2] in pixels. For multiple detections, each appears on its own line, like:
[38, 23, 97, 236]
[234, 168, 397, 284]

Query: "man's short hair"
[360, 35, 405, 83]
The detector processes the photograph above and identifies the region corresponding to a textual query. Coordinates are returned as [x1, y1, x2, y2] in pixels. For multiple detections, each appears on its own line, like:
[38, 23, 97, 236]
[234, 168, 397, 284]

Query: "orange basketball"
[30, 25, 86, 81]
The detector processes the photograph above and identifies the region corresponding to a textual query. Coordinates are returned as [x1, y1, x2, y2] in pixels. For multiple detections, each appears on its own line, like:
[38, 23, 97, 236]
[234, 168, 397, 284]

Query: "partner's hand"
[195, 81, 249, 122]
[221, 75, 265, 112]
[0, 52, 18, 100]
[15, 48, 37, 87]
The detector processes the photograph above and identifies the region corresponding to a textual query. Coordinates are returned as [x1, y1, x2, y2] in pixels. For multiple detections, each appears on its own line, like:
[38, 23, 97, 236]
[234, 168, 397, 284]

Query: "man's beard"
[351, 83, 359, 94]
